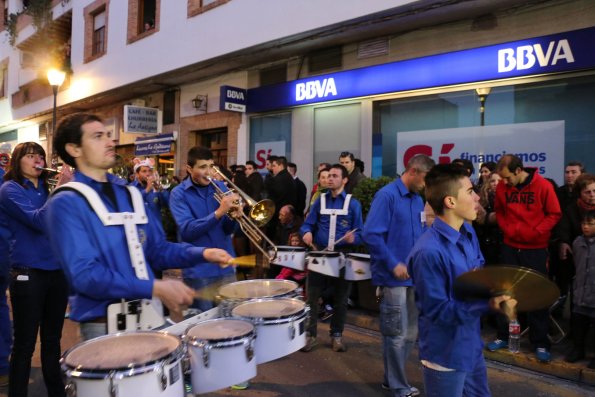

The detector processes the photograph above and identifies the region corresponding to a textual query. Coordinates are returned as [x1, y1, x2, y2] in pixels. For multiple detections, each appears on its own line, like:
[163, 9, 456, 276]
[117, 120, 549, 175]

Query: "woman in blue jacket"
[0, 142, 68, 397]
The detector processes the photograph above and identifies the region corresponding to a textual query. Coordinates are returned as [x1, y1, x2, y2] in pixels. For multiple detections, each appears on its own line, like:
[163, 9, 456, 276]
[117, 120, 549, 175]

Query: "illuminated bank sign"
[220, 85, 247, 112]
[248, 27, 595, 113]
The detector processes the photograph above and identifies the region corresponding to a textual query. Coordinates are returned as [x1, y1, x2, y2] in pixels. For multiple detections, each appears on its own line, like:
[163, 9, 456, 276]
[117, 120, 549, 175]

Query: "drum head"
[232, 298, 305, 320]
[64, 332, 180, 371]
[187, 319, 254, 342]
[218, 279, 298, 299]
[275, 245, 307, 252]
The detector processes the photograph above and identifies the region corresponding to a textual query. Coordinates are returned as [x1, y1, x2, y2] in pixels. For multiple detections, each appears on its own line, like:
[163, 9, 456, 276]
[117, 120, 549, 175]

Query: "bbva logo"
[498, 39, 575, 73]
[295, 78, 338, 101]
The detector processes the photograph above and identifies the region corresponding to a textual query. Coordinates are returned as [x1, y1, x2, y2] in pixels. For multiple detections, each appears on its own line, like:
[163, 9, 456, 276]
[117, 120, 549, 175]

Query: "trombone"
[209, 165, 278, 262]
[35, 166, 61, 190]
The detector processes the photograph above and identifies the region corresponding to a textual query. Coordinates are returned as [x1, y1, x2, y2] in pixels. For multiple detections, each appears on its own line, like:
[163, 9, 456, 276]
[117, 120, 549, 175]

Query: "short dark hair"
[581, 210, 595, 224]
[496, 154, 523, 173]
[54, 113, 103, 167]
[287, 162, 297, 171]
[339, 151, 354, 161]
[273, 156, 287, 168]
[406, 154, 435, 173]
[246, 160, 257, 168]
[452, 158, 475, 176]
[567, 161, 585, 173]
[317, 166, 331, 179]
[267, 155, 278, 162]
[187, 146, 213, 167]
[480, 161, 496, 172]
[425, 164, 468, 216]
[330, 163, 348, 179]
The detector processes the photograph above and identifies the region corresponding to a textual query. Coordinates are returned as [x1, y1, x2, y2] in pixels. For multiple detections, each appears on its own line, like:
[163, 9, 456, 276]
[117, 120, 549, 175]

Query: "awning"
[134, 132, 177, 156]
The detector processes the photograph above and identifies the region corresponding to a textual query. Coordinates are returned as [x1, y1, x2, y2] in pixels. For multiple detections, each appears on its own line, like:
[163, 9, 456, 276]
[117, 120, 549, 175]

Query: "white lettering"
[498, 48, 516, 72]
[295, 78, 338, 102]
[498, 39, 575, 73]
[227, 90, 245, 100]
[551, 39, 575, 65]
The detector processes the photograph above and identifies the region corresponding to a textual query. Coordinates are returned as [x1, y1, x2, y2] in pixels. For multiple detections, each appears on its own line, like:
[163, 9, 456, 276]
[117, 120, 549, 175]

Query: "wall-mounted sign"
[220, 85, 247, 113]
[247, 27, 595, 112]
[124, 105, 162, 134]
[134, 132, 177, 156]
[396, 121, 564, 185]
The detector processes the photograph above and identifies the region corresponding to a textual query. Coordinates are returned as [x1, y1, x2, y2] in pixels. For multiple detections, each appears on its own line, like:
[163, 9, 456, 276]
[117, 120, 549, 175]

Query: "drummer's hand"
[559, 243, 572, 260]
[393, 263, 410, 280]
[343, 230, 355, 244]
[153, 279, 194, 313]
[302, 232, 313, 247]
[204, 248, 234, 267]
[490, 295, 517, 317]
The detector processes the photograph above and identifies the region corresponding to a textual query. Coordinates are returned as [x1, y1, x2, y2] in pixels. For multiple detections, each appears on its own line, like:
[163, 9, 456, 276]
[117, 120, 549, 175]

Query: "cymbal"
[454, 265, 560, 312]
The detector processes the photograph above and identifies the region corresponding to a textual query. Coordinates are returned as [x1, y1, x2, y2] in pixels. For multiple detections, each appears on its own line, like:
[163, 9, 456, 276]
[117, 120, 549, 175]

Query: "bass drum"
[61, 331, 184, 397]
[217, 279, 299, 317]
[231, 298, 309, 364]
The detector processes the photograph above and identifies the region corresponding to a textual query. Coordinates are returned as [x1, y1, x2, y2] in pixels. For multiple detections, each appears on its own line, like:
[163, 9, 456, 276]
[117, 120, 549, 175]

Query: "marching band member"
[0, 142, 68, 397]
[47, 114, 232, 341]
[300, 164, 363, 353]
[129, 157, 169, 224]
[169, 146, 238, 311]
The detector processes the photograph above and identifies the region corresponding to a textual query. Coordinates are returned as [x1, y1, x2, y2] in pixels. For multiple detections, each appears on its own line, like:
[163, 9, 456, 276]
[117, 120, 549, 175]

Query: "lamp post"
[475, 87, 491, 127]
[47, 68, 66, 156]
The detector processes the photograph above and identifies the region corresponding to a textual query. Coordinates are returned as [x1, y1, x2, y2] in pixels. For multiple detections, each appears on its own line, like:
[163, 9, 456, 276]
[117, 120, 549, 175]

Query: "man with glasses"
[339, 151, 366, 194]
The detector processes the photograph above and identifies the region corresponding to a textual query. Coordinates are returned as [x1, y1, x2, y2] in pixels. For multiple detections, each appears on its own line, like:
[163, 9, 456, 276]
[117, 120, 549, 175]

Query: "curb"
[345, 309, 595, 387]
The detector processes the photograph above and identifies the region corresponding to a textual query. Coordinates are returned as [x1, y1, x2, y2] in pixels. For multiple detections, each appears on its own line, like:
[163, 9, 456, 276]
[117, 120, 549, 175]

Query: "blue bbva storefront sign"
[220, 85, 247, 112]
[247, 27, 595, 113]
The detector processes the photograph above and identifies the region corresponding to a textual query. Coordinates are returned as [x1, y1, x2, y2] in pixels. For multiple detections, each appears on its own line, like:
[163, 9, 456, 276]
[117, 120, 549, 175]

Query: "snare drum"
[218, 279, 300, 317]
[61, 332, 184, 397]
[306, 251, 344, 277]
[344, 253, 372, 281]
[270, 245, 307, 271]
[184, 319, 256, 394]
[231, 298, 309, 364]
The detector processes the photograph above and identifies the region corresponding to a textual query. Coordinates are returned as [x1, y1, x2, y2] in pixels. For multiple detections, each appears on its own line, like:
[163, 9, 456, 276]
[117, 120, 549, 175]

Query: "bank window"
[84, 1, 108, 63]
[314, 104, 361, 172]
[188, 0, 231, 18]
[373, 74, 595, 184]
[127, 0, 160, 43]
[249, 113, 292, 171]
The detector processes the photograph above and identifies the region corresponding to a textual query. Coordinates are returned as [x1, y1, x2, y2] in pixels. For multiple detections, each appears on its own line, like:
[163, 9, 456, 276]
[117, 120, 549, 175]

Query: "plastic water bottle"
[508, 319, 521, 353]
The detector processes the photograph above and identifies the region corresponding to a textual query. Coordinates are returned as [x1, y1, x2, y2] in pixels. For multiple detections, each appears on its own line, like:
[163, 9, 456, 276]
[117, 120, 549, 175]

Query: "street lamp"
[47, 68, 66, 155]
[475, 87, 491, 127]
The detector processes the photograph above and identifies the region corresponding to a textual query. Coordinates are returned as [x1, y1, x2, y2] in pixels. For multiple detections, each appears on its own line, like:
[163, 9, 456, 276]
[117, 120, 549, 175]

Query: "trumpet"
[35, 166, 61, 173]
[35, 166, 62, 191]
[209, 165, 278, 262]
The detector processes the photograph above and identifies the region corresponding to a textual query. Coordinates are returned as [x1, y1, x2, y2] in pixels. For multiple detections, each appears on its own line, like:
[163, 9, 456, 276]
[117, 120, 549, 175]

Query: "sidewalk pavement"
[345, 307, 595, 387]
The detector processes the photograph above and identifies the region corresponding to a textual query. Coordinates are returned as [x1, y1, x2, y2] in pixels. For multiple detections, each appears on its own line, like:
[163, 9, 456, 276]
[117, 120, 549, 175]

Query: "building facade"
[0, 0, 593, 188]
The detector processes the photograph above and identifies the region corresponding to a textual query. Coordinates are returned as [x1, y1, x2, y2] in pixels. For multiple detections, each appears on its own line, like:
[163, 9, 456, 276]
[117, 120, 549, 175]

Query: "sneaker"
[231, 381, 249, 390]
[381, 382, 390, 390]
[301, 336, 317, 352]
[486, 339, 508, 352]
[0, 374, 8, 387]
[536, 348, 551, 363]
[332, 336, 347, 352]
[407, 387, 421, 396]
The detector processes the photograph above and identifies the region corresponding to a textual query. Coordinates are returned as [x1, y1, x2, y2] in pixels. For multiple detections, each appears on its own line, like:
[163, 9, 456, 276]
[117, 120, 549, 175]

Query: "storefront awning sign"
[134, 132, 176, 156]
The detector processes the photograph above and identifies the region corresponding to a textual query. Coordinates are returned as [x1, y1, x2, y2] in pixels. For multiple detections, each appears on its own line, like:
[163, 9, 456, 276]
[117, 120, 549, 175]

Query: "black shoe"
[564, 348, 585, 363]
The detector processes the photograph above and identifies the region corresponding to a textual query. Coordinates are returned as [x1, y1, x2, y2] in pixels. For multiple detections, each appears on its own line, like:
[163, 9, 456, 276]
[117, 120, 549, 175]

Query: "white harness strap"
[320, 193, 351, 251]
[54, 182, 150, 280]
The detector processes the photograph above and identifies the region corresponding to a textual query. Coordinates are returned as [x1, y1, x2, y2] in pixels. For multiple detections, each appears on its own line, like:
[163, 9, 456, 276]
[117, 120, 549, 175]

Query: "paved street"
[1, 318, 594, 397]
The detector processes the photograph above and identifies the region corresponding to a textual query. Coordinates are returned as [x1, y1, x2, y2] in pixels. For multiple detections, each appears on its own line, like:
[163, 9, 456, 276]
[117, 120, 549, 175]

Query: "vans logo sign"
[498, 39, 575, 73]
[295, 78, 337, 101]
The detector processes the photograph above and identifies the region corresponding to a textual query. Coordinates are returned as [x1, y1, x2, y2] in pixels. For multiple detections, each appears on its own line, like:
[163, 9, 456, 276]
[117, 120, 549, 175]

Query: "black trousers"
[8, 268, 68, 397]
[495, 245, 551, 349]
[306, 269, 351, 338]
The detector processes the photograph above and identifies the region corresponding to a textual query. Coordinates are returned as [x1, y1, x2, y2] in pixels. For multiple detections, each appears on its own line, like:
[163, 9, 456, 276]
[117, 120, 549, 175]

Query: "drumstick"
[323, 228, 358, 251]
[227, 254, 257, 267]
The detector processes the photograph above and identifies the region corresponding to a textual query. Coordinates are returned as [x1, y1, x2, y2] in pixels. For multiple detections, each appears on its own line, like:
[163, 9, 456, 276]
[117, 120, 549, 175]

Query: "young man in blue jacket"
[47, 114, 232, 340]
[364, 154, 434, 397]
[408, 164, 512, 397]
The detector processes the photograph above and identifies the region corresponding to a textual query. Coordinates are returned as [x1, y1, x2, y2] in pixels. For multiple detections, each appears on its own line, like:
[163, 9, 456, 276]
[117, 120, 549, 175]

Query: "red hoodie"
[494, 168, 561, 249]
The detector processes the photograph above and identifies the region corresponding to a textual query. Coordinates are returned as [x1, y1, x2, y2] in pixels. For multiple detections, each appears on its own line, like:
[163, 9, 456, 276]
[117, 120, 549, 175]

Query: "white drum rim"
[307, 251, 342, 258]
[274, 245, 308, 252]
[60, 331, 183, 379]
[231, 298, 308, 325]
[185, 319, 255, 348]
[218, 279, 299, 300]
[345, 253, 371, 259]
